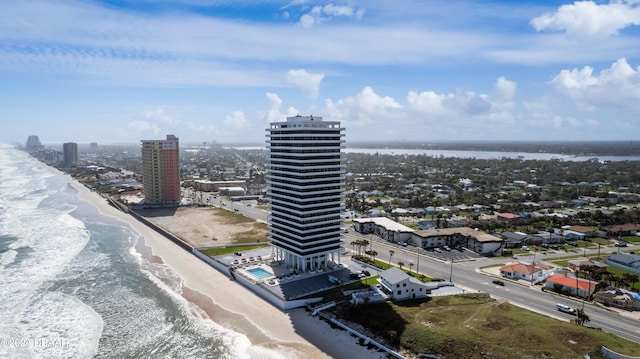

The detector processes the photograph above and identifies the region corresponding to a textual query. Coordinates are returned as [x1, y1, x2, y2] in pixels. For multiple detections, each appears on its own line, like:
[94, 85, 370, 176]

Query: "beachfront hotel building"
[141, 135, 180, 204]
[266, 115, 345, 272]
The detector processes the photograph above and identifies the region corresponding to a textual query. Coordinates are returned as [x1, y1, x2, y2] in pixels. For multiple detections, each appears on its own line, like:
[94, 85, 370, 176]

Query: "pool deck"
[214, 247, 376, 302]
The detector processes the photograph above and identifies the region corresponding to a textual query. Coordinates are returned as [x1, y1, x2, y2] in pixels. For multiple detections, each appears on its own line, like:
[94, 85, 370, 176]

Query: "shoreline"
[58, 169, 382, 359]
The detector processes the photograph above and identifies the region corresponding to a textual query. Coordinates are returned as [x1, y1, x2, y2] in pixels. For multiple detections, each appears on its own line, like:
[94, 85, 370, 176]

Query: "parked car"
[434, 247, 442, 253]
[615, 241, 628, 247]
[521, 246, 529, 251]
[492, 279, 505, 286]
[567, 241, 578, 247]
[443, 245, 451, 251]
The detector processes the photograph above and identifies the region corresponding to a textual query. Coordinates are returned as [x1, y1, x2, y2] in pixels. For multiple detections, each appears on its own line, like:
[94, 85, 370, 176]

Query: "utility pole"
[449, 258, 454, 282]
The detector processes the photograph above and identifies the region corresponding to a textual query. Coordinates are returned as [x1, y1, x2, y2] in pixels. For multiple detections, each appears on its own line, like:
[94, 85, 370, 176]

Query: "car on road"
[556, 303, 576, 315]
[492, 279, 505, 286]
[350, 271, 366, 279]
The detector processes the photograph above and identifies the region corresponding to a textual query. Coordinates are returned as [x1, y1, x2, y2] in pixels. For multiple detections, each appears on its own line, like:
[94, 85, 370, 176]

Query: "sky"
[2, 0, 640, 146]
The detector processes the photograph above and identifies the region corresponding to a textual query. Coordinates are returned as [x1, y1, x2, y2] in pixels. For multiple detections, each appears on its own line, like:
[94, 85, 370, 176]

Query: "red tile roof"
[547, 274, 597, 292]
[500, 261, 553, 275]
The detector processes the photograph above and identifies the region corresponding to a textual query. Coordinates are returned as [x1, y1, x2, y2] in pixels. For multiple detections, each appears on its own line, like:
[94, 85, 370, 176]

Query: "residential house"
[545, 273, 598, 299]
[593, 288, 640, 311]
[566, 225, 596, 239]
[494, 231, 529, 248]
[562, 229, 586, 241]
[499, 261, 555, 283]
[568, 258, 608, 273]
[605, 223, 640, 238]
[378, 267, 429, 301]
[535, 230, 565, 244]
[496, 213, 519, 220]
[606, 253, 640, 274]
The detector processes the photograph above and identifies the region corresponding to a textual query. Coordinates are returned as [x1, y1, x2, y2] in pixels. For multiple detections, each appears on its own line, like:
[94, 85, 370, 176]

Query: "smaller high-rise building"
[63, 142, 78, 167]
[141, 135, 180, 204]
[25, 135, 43, 152]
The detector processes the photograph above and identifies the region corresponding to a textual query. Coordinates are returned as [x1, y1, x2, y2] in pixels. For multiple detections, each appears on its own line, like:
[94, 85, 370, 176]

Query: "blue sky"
[2, 0, 640, 145]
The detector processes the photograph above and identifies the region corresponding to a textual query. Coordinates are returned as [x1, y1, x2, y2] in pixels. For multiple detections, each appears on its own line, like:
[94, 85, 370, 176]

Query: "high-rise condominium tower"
[141, 135, 180, 204]
[266, 115, 345, 272]
[62, 142, 78, 167]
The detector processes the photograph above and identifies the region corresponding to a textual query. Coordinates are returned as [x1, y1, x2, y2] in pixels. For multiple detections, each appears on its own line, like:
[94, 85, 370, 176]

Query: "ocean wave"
[130, 239, 252, 359]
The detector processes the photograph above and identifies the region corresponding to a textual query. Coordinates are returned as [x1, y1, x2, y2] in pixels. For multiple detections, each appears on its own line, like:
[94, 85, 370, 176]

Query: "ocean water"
[0, 145, 251, 358]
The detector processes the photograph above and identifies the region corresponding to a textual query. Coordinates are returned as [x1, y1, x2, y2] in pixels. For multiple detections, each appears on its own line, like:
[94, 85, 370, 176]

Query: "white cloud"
[551, 57, 640, 110]
[285, 69, 325, 98]
[142, 108, 178, 125]
[264, 92, 299, 123]
[317, 80, 525, 140]
[224, 111, 248, 130]
[531, 1, 640, 38]
[495, 76, 517, 101]
[298, 4, 363, 28]
[406, 89, 494, 118]
[127, 120, 160, 135]
[126, 108, 178, 137]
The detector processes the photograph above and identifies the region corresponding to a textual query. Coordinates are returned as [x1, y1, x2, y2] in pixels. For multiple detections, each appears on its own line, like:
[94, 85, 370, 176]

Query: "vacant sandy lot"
[136, 206, 267, 247]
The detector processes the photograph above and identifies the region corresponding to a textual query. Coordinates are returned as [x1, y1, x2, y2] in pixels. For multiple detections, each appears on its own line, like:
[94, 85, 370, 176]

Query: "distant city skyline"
[2, 1, 640, 145]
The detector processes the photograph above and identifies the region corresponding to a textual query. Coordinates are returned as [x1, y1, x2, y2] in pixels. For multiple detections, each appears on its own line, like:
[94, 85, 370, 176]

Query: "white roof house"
[378, 267, 429, 301]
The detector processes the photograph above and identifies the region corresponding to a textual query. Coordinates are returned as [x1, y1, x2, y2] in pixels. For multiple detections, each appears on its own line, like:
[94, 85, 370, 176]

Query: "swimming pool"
[246, 267, 273, 279]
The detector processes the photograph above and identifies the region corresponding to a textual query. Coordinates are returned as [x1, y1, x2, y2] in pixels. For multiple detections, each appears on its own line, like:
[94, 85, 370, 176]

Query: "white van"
[556, 303, 576, 315]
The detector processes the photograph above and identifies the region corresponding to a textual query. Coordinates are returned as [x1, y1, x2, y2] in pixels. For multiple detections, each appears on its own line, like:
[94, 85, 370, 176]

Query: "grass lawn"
[198, 244, 269, 256]
[230, 223, 268, 243]
[592, 237, 612, 246]
[622, 235, 640, 244]
[340, 293, 640, 359]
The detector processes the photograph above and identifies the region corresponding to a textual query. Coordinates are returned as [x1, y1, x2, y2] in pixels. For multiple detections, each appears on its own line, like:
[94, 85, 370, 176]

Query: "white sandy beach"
[61, 171, 383, 359]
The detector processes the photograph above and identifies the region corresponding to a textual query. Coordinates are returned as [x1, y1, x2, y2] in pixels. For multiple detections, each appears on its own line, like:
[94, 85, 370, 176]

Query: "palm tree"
[362, 239, 370, 255]
[622, 273, 637, 289]
[629, 274, 639, 290]
[358, 239, 369, 256]
[389, 250, 394, 267]
[603, 272, 616, 287]
[575, 308, 590, 326]
[398, 261, 405, 270]
[409, 262, 414, 274]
